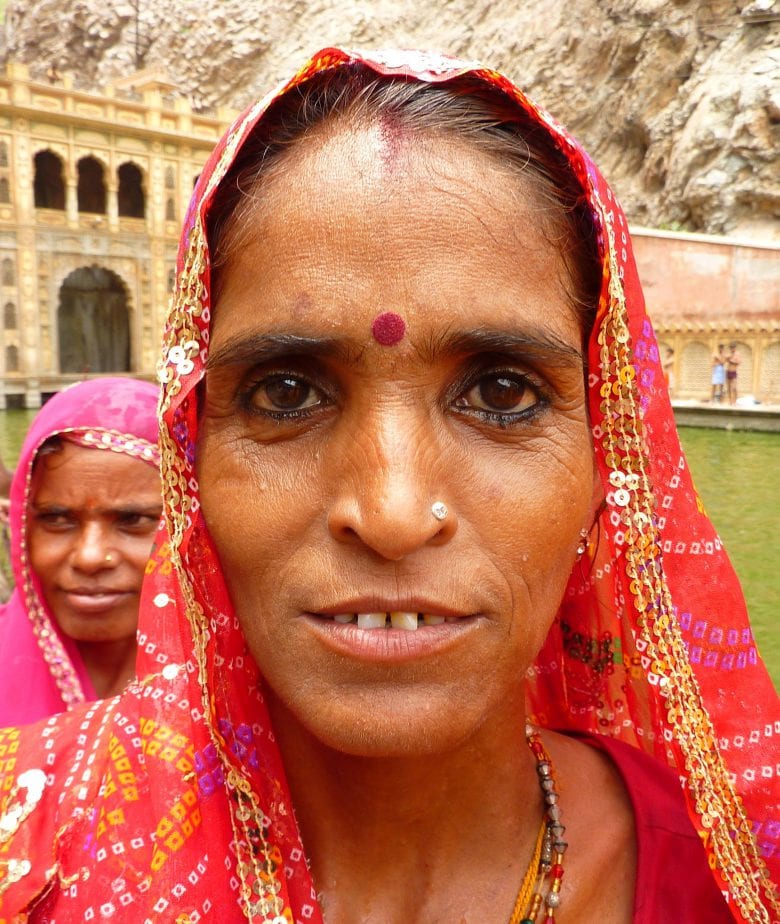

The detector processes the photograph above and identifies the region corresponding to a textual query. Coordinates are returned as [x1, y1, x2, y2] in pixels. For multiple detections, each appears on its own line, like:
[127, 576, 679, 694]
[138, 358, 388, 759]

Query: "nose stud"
[105, 553, 114, 565]
[431, 501, 448, 522]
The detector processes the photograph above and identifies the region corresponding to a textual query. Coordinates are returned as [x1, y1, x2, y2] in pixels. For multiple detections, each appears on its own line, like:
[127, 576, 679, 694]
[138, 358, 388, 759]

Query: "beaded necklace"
[508, 727, 568, 924]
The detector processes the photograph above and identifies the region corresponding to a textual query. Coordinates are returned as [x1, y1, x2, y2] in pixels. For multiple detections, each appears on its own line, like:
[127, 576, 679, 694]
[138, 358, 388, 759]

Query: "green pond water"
[1, 411, 777, 686]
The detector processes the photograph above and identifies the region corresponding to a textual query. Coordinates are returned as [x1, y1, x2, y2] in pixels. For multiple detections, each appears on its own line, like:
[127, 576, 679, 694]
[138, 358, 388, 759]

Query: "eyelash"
[240, 372, 331, 421]
[449, 367, 549, 427]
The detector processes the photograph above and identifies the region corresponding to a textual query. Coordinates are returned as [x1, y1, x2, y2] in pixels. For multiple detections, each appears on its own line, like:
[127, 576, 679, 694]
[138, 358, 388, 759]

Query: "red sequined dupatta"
[0, 47, 776, 924]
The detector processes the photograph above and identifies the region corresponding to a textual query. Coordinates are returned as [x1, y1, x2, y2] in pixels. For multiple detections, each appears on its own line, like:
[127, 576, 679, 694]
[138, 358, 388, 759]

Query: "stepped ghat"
[632, 228, 779, 403]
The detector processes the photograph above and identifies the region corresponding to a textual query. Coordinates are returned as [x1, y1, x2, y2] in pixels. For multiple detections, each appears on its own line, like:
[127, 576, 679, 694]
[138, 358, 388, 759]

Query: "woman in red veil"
[0, 47, 776, 923]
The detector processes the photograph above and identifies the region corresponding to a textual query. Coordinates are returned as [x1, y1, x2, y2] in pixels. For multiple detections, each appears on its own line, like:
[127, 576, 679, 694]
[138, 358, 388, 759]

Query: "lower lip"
[302, 614, 483, 662]
[63, 592, 131, 613]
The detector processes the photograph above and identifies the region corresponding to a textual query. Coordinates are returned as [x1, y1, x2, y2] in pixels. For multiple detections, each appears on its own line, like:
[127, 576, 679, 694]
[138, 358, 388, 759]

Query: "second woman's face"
[29, 443, 162, 647]
[198, 123, 599, 756]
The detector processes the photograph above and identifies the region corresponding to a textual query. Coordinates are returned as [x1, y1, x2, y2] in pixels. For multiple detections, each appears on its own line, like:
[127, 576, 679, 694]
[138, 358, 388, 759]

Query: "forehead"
[211, 122, 579, 349]
[32, 443, 159, 505]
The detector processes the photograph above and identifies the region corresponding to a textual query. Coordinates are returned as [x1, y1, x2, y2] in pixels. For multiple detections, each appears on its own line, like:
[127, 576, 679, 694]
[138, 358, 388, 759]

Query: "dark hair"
[207, 65, 601, 334]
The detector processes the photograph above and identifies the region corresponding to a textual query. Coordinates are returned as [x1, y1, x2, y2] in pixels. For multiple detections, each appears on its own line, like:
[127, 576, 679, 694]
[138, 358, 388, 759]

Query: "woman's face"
[28, 443, 162, 646]
[198, 123, 599, 756]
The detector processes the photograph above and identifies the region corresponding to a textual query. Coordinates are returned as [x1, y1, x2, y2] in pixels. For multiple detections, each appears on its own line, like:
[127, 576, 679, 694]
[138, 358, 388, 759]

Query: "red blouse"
[583, 733, 734, 922]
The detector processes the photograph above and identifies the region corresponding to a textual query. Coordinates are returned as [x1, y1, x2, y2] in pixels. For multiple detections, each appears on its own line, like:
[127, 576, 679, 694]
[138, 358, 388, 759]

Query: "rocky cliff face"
[3, 0, 778, 237]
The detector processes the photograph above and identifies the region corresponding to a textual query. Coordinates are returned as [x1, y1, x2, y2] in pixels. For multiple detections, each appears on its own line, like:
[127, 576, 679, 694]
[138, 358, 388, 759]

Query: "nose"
[71, 521, 116, 573]
[327, 414, 458, 561]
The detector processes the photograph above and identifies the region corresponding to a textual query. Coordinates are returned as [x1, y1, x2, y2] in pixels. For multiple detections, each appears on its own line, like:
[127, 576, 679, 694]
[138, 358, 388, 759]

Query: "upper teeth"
[358, 612, 388, 629]
[390, 612, 417, 631]
[328, 612, 450, 630]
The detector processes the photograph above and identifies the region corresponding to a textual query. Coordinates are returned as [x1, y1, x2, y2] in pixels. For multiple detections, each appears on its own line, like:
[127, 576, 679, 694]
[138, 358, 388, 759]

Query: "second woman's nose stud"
[431, 501, 448, 522]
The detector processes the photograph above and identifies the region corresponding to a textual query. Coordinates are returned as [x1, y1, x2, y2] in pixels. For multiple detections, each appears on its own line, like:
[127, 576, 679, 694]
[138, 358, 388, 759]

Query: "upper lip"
[310, 597, 473, 619]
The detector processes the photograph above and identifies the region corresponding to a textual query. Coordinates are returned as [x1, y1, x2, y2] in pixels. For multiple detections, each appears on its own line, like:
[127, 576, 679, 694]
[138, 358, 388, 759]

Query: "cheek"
[197, 435, 318, 594]
[124, 536, 157, 586]
[460, 436, 595, 607]
[468, 440, 593, 535]
[27, 527, 62, 580]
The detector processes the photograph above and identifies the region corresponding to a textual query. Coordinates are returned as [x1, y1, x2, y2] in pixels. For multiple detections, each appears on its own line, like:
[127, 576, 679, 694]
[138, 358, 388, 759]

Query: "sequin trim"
[592, 188, 776, 921]
[64, 428, 161, 468]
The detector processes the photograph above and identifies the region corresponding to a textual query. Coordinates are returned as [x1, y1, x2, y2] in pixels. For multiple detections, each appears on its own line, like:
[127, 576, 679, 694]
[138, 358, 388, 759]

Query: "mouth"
[314, 611, 459, 630]
[304, 604, 482, 662]
[61, 589, 132, 612]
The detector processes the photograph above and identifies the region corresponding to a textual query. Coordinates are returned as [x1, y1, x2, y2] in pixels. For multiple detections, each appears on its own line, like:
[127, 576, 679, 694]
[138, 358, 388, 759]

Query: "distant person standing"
[726, 343, 740, 405]
[711, 343, 725, 403]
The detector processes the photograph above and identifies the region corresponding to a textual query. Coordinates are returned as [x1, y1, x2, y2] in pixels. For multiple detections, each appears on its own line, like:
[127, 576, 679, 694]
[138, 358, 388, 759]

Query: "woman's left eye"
[454, 373, 540, 417]
[118, 513, 159, 531]
[247, 374, 323, 414]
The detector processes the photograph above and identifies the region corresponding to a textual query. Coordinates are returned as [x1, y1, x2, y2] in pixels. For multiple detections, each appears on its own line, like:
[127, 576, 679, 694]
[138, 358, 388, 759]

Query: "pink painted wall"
[630, 230, 780, 325]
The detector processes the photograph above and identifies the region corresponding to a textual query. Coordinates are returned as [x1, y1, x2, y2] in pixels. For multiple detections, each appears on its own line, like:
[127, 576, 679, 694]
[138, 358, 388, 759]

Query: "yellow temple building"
[0, 62, 232, 407]
[0, 61, 777, 408]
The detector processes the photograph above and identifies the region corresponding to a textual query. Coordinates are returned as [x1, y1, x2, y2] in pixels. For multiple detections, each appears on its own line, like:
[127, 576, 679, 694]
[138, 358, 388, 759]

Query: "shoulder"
[0, 698, 120, 912]
[564, 732, 733, 922]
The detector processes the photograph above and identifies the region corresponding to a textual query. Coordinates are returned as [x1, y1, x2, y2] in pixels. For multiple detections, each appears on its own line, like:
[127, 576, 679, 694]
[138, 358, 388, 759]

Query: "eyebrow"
[32, 503, 162, 516]
[421, 327, 583, 367]
[205, 326, 583, 371]
[206, 333, 350, 371]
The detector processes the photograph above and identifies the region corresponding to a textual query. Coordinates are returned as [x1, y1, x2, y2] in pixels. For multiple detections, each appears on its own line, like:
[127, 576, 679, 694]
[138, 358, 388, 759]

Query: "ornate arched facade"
[0, 62, 233, 406]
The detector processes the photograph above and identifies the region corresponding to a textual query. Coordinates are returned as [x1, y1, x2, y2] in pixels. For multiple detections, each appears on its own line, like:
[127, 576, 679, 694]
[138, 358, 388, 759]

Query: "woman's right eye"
[34, 511, 73, 529]
[246, 374, 324, 415]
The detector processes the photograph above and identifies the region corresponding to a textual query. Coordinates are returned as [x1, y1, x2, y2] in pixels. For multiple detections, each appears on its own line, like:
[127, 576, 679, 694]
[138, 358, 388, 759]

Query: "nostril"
[327, 491, 457, 560]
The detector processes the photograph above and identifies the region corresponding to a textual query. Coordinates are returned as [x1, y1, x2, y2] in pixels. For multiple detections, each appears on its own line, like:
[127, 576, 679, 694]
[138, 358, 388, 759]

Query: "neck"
[267, 690, 545, 923]
[77, 636, 137, 698]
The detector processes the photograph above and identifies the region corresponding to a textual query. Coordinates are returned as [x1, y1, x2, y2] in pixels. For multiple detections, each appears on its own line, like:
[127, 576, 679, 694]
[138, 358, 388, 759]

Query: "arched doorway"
[760, 342, 780, 403]
[58, 266, 130, 373]
[679, 341, 710, 400]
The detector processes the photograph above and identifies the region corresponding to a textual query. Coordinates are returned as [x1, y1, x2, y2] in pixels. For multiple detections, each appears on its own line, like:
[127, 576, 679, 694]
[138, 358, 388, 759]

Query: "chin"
[271, 683, 495, 759]
[58, 617, 137, 646]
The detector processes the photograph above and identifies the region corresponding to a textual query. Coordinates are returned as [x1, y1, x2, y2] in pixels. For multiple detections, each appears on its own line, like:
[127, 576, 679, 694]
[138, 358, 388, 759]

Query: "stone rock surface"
[3, 0, 778, 237]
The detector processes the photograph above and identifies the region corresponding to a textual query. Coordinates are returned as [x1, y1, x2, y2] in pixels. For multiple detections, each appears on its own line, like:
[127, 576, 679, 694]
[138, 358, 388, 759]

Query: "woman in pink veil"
[0, 377, 160, 725]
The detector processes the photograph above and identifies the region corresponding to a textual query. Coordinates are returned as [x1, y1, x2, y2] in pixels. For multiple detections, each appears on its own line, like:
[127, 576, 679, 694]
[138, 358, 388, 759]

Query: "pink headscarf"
[0, 377, 159, 726]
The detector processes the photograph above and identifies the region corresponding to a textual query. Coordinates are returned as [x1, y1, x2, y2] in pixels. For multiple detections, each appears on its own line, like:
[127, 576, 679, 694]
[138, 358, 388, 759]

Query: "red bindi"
[371, 312, 406, 346]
